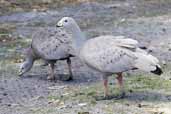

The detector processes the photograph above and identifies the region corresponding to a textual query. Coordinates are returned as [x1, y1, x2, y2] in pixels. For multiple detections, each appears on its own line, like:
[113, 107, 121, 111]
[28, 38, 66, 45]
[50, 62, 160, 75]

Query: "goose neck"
[26, 56, 34, 64]
[70, 24, 87, 53]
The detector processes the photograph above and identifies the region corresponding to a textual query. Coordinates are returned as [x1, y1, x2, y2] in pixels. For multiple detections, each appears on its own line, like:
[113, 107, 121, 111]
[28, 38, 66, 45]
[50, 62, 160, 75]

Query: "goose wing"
[81, 36, 138, 73]
[32, 27, 73, 60]
[101, 35, 138, 49]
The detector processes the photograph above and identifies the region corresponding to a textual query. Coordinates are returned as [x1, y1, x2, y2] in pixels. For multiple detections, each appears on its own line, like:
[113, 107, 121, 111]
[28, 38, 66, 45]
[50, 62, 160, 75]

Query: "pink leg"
[66, 58, 73, 80]
[116, 73, 125, 98]
[116, 73, 123, 88]
[47, 63, 55, 80]
[103, 79, 109, 97]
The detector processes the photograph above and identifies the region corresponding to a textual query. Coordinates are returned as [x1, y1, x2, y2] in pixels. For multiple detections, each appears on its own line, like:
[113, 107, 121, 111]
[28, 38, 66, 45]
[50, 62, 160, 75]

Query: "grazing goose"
[19, 27, 74, 80]
[56, 17, 163, 98]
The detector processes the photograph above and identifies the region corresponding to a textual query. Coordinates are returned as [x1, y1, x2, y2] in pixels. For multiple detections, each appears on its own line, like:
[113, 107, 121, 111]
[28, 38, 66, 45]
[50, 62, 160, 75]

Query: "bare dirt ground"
[0, 0, 171, 114]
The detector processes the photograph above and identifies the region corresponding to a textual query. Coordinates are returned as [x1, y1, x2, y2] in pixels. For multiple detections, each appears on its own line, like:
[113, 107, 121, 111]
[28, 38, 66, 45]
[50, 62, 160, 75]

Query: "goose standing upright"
[56, 17, 163, 98]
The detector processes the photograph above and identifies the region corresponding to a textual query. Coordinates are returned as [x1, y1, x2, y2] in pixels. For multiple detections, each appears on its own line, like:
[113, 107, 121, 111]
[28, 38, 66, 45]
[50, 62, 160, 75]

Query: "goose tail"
[134, 53, 163, 75]
[150, 65, 163, 75]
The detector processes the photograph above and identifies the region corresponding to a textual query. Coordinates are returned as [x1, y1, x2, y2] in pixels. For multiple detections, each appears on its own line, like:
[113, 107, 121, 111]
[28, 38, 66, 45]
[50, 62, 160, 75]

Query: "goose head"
[56, 17, 78, 32]
[19, 60, 33, 76]
[18, 48, 34, 76]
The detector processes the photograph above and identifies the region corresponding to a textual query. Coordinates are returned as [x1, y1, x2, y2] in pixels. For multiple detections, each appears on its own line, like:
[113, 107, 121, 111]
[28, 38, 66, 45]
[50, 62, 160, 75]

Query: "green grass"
[126, 74, 171, 91]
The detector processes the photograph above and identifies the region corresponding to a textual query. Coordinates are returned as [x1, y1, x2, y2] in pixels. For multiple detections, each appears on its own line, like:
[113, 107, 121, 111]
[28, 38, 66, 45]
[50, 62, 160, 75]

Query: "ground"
[0, 0, 171, 114]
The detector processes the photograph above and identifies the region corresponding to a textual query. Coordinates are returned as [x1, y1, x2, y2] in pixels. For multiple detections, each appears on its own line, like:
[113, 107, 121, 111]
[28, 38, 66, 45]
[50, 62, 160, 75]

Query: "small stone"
[32, 9, 38, 12]
[7, 104, 11, 107]
[78, 103, 87, 107]
[108, 4, 121, 8]
[2, 39, 6, 42]
[138, 104, 142, 108]
[120, 18, 126, 23]
[109, 82, 113, 85]
[129, 89, 133, 93]
[162, 28, 166, 32]
[3, 93, 7, 96]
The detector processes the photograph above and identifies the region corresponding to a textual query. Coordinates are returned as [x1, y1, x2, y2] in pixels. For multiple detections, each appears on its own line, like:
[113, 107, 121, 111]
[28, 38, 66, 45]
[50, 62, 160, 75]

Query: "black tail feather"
[151, 65, 163, 75]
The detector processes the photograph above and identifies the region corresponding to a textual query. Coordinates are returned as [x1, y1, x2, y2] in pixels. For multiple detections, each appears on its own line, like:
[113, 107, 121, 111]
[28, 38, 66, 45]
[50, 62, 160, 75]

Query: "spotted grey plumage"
[19, 27, 74, 80]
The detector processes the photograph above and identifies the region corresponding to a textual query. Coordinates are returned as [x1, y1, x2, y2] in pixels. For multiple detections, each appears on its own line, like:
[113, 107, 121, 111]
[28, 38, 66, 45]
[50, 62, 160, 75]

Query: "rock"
[138, 104, 142, 108]
[7, 104, 11, 107]
[162, 28, 166, 32]
[3, 93, 7, 96]
[78, 103, 87, 107]
[129, 89, 133, 93]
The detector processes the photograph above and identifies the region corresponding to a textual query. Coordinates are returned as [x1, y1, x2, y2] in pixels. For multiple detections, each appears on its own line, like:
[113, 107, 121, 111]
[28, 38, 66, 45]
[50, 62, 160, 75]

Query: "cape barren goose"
[57, 17, 163, 98]
[19, 27, 74, 80]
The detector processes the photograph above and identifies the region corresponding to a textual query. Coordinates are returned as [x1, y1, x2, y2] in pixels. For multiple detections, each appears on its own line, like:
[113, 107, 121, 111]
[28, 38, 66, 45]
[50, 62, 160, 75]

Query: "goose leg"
[116, 72, 125, 98]
[47, 63, 55, 80]
[103, 76, 109, 97]
[66, 58, 73, 81]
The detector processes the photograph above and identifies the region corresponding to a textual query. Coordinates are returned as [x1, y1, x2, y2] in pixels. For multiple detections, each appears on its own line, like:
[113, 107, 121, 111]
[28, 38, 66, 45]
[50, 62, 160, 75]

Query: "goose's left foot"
[59, 74, 73, 81]
[66, 75, 73, 81]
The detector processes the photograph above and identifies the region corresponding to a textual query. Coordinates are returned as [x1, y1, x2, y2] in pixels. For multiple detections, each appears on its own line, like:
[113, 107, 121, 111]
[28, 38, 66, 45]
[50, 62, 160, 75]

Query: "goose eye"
[64, 20, 68, 23]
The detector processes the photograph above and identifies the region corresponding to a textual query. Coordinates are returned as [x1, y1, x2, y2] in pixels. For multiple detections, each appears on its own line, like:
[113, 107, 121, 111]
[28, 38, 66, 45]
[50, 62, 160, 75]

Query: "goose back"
[80, 36, 139, 73]
[31, 27, 73, 60]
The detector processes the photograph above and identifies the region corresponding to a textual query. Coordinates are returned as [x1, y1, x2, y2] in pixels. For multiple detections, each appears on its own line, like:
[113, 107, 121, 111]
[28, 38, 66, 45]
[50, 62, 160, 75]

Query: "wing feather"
[95, 35, 138, 49]
[81, 37, 137, 73]
[32, 27, 73, 60]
